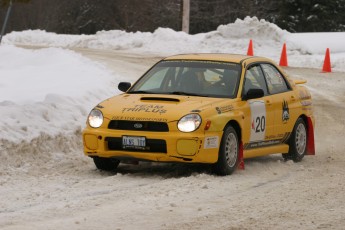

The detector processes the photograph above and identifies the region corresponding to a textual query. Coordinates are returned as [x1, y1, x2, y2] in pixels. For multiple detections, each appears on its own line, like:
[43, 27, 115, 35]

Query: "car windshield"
[128, 60, 242, 98]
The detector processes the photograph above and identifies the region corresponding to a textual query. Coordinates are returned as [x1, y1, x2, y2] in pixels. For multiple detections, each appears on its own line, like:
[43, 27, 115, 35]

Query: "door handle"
[266, 99, 272, 105]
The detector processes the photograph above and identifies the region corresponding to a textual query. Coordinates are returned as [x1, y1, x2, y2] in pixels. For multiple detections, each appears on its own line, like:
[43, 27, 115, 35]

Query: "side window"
[243, 65, 268, 95]
[261, 64, 289, 94]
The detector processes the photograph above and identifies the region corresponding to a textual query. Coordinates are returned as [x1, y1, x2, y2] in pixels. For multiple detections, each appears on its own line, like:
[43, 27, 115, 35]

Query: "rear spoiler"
[293, 79, 307, 85]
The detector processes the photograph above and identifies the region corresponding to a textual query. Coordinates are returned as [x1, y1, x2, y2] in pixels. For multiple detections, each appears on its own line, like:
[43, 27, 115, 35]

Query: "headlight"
[88, 109, 103, 128]
[178, 114, 202, 132]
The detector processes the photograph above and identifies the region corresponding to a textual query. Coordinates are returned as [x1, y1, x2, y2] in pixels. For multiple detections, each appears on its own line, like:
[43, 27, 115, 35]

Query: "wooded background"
[1, 0, 344, 35]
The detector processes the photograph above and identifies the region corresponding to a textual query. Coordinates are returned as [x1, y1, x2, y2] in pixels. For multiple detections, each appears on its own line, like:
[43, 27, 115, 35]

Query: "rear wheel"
[93, 157, 120, 171]
[283, 118, 307, 162]
[214, 126, 239, 175]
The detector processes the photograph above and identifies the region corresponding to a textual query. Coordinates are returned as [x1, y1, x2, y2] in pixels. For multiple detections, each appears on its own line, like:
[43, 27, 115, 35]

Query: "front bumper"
[83, 128, 221, 164]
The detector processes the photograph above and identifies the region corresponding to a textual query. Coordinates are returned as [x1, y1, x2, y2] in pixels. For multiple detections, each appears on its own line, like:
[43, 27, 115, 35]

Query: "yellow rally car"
[83, 54, 315, 175]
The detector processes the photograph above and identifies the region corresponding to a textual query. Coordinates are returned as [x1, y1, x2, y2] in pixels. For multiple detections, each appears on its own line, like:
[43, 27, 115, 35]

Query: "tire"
[283, 118, 307, 162]
[93, 157, 120, 171]
[214, 126, 239, 175]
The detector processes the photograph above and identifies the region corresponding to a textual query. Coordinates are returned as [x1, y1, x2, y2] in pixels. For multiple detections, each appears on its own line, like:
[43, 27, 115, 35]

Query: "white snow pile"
[216, 17, 289, 41]
[0, 46, 124, 162]
[4, 16, 345, 70]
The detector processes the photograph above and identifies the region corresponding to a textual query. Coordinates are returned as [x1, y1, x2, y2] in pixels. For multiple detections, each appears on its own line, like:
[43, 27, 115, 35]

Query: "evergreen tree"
[1, 0, 344, 34]
[278, 0, 345, 32]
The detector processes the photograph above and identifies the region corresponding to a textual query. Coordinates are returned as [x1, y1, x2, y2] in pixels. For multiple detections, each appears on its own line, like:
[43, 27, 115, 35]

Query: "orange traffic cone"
[279, 43, 288, 67]
[247, 39, 254, 56]
[322, 48, 332, 72]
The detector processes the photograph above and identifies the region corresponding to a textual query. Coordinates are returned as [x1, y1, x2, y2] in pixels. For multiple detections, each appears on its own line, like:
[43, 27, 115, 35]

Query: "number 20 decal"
[255, 116, 266, 133]
[249, 101, 266, 142]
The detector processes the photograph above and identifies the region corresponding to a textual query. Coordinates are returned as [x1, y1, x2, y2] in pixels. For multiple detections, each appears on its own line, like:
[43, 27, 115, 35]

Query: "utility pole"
[0, 0, 13, 44]
[182, 0, 190, 34]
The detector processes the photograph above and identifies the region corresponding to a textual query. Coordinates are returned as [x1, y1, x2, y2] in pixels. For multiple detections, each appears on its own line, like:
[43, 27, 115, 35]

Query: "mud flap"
[306, 116, 315, 155]
[238, 141, 245, 170]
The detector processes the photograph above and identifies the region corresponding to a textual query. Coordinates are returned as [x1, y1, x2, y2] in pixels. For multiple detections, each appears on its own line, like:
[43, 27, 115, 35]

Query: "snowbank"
[3, 17, 345, 71]
[0, 46, 115, 102]
[217, 17, 289, 41]
[0, 46, 124, 156]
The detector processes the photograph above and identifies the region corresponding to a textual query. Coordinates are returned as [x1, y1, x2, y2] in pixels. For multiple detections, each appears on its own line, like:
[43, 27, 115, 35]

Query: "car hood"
[98, 94, 235, 122]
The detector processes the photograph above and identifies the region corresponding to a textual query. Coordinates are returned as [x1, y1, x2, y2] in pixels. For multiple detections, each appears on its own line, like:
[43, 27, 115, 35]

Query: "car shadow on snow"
[92, 154, 293, 178]
[94, 162, 214, 178]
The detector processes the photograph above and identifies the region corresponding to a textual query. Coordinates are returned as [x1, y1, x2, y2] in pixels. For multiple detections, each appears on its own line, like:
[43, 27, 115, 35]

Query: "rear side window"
[261, 64, 289, 94]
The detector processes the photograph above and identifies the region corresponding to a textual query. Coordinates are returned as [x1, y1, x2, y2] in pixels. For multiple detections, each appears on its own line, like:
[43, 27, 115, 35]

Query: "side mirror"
[243, 88, 264, 100]
[118, 82, 131, 92]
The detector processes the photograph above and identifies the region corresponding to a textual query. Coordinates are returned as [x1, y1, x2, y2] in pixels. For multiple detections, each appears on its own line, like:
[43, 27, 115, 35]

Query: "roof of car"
[163, 53, 271, 64]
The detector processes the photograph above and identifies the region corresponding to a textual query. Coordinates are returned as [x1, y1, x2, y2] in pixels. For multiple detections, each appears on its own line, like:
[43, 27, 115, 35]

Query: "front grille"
[105, 137, 167, 153]
[108, 120, 169, 132]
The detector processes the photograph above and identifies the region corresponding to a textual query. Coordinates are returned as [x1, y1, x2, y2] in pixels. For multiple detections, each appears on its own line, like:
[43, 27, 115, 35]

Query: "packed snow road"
[1, 48, 344, 230]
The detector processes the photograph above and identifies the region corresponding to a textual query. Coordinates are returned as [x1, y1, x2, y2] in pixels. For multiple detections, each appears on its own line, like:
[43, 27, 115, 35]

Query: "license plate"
[122, 136, 146, 149]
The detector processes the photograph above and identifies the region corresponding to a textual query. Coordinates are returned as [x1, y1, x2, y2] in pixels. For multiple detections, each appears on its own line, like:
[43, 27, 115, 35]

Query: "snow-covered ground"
[1, 17, 345, 229]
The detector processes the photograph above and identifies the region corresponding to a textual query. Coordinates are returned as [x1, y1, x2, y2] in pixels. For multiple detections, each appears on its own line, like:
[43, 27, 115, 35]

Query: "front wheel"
[214, 126, 239, 176]
[283, 118, 307, 162]
[93, 157, 120, 171]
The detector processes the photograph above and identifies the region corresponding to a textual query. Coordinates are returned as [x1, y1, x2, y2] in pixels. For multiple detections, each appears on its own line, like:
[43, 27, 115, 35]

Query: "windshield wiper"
[169, 91, 202, 96]
[129, 91, 207, 97]
[128, 90, 157, 94]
